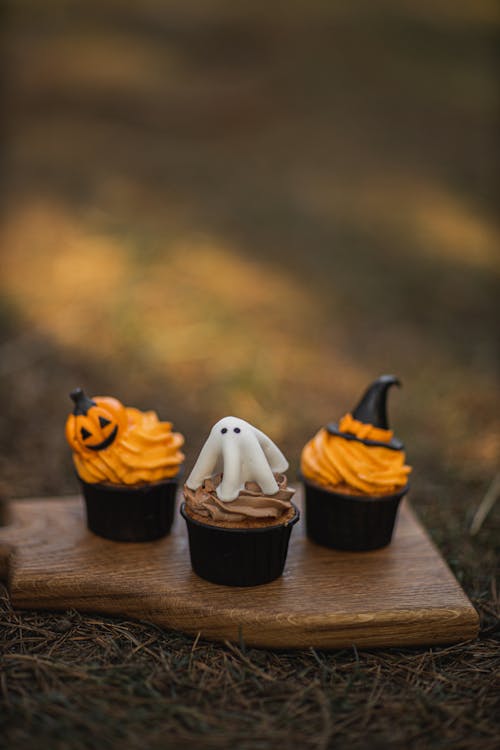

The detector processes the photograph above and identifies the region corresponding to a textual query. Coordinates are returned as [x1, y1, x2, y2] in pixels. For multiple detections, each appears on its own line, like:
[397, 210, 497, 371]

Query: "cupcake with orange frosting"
[66, 388, 185, 541]
[301, 375, 411, 550]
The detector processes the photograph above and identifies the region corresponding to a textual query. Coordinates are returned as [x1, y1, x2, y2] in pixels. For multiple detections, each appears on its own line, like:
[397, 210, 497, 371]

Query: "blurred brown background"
[1, 0, 499, 517]
[1, 4, 499, 749]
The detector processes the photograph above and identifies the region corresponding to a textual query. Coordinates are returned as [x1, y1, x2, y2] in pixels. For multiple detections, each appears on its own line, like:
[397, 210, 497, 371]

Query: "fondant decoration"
[352, 374, 400, 428]
[186, 416, 288, 502]
[65, 388, 127, 453]
[326, 374, 403, 450]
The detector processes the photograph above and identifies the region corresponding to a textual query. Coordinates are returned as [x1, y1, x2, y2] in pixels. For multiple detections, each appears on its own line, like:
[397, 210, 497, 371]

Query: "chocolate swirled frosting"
[183, 473, 295, 527]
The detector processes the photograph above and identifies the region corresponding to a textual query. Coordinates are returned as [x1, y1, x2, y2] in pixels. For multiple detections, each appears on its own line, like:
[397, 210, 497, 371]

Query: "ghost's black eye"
[80, 427, 92, 440]
[234, 427, 241, 433]
[221, 427, 228, 434]
[99, 416, 111, 428]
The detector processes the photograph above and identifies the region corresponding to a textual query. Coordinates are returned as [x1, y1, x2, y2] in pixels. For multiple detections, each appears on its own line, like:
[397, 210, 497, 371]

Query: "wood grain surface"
[0, 492, 479, 648]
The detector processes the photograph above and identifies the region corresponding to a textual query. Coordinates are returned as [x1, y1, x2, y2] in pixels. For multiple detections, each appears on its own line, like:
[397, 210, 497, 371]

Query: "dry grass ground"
[1, 1, 499, 748]
[0, 593, 499, 750]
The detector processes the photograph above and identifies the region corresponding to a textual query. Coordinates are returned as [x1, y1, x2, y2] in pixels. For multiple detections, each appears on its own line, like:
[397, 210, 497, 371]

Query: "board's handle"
[0, 499, 20, 582]
[0, 544, 12, 581]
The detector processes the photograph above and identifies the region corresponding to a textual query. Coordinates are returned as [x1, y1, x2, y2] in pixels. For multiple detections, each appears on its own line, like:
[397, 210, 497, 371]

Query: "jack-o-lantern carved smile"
[66, 388, 127, 453]
[84, 424, 118, 451]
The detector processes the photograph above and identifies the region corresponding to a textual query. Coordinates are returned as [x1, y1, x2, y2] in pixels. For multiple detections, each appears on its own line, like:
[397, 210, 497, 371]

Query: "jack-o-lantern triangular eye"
[80, 427, 92, 440]
[99, 416, 111, 428]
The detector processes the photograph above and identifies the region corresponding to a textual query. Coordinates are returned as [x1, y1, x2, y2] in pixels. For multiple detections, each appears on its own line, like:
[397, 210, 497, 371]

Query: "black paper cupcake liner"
[180, 503, 300, 586]
[80, 476, 179, 542]
[303, 478, 408, 551]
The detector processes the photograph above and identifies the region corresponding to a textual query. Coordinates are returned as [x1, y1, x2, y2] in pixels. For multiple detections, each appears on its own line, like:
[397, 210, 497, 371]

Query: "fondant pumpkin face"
[65, 389, 128, 453]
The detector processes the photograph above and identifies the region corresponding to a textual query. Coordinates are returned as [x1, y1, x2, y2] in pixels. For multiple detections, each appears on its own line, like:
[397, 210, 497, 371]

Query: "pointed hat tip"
[351, 375, 402, 429]
[378, 374, 401, 388]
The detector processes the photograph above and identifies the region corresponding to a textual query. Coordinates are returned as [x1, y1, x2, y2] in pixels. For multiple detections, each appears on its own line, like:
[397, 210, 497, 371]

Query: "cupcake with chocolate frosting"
[182, 416, 299, 586]
[301, 375, 411, 550]
[66, 388, 184, 541]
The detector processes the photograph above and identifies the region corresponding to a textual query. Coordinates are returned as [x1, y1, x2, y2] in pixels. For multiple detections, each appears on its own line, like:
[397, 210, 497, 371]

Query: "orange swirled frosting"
[301, 413, 411, 495]
[66, 391, 184, 485]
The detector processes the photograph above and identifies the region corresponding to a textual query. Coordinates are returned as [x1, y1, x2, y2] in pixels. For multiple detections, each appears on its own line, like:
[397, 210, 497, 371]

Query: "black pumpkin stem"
[351, 375, 401, 429]
[70, 388, 96, 416]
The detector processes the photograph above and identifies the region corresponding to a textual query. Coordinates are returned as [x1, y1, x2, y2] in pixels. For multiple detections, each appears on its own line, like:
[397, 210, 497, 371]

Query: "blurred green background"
[1, 0, 498, 515]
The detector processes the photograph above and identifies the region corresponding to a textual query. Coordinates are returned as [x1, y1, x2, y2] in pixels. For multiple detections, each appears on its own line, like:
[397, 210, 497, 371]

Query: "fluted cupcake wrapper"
[302, 478, 408, 551]
[80, 477, 179, 542]
[180, 502, 300, 586]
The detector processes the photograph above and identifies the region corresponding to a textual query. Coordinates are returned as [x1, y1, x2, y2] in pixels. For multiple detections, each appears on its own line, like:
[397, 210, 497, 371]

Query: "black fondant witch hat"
[326, 375, 404, 450]
[70, 388, 96, 415]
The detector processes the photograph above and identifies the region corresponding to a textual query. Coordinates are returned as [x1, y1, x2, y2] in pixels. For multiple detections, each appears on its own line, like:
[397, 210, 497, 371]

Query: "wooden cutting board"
[0, 492, 478, 649]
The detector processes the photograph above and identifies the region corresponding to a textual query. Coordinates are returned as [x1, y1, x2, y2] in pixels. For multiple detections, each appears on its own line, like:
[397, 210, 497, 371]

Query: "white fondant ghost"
[186, 416, 289, 502]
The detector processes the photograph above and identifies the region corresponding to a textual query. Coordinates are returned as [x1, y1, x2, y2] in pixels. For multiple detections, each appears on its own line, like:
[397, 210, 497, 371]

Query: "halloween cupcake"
[65, 388, 185, 541]
[181, 416, 299, 586]
[301, 375, 411, 551]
